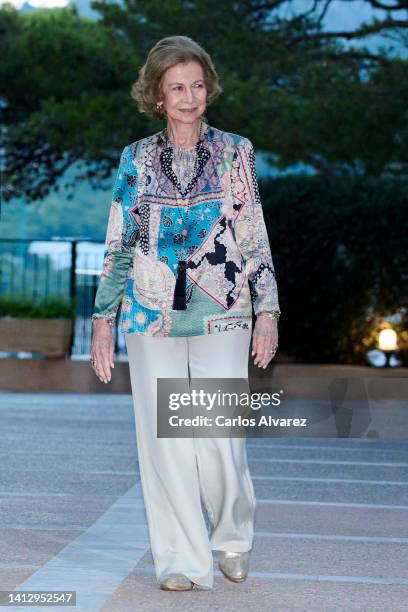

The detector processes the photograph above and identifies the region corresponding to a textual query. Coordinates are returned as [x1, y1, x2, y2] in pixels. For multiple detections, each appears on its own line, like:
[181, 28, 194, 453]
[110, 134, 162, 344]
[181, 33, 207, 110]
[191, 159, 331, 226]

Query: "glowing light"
[378, 328, 398, 351]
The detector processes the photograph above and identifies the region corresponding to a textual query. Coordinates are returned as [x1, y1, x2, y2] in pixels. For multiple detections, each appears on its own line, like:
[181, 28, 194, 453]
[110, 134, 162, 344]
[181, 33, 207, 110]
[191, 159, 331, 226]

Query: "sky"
[1, 0, 404, 56]
[0, 0, 401, 29]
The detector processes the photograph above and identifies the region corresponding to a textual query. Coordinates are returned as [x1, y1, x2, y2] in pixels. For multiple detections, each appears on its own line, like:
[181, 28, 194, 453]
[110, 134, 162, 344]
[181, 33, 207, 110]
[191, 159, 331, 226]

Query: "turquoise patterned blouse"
[91, 122, 281, 337]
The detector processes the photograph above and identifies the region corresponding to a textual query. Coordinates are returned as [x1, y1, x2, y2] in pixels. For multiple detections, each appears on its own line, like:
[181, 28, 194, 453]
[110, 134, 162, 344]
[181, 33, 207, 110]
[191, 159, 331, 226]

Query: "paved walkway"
[0, 392, 408, 611]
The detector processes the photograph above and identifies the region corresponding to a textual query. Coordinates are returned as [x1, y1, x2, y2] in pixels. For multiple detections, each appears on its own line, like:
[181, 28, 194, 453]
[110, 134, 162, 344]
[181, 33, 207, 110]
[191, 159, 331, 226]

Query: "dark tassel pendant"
[172, 260, 187, 310]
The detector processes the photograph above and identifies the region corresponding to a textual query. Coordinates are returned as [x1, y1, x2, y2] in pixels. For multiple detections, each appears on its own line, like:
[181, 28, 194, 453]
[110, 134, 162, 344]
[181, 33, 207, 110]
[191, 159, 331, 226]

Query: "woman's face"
[159, 60, 207, 123]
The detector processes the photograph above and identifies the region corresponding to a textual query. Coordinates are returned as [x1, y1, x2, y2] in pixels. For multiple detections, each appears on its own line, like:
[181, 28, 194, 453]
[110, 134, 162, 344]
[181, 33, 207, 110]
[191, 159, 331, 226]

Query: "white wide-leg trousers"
[125, 328, 256, 590]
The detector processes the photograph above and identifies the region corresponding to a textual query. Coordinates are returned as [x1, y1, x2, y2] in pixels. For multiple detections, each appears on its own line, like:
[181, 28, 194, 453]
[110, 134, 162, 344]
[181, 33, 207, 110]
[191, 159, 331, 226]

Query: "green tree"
[0, 3, 145, 202]
[0, 0, 407, 203]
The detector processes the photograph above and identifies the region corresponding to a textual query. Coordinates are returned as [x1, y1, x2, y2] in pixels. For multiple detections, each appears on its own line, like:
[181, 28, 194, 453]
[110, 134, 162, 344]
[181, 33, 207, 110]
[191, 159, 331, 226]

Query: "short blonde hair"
[131, 35, 223, 120]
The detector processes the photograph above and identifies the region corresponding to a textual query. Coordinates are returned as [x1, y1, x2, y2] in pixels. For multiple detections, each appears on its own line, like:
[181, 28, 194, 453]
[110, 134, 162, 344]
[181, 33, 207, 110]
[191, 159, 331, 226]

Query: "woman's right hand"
[90, 319, 115, 384]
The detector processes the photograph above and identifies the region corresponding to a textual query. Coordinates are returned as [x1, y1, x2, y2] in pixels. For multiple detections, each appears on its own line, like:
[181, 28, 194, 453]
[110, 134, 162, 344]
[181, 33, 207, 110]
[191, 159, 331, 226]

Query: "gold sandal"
[159, 573, 194, 590]
[219, 551, 250, 582]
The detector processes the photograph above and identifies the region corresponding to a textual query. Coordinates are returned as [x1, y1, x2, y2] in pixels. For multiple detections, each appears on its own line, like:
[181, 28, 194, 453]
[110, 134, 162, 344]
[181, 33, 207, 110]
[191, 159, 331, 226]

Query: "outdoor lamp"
[378, 328, 398, 367]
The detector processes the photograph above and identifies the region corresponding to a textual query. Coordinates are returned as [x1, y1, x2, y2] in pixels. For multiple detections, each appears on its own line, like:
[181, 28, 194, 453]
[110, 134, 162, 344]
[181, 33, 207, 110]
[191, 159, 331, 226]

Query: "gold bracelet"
[257, 311, 280, 321]
[92, 316, 116, 327]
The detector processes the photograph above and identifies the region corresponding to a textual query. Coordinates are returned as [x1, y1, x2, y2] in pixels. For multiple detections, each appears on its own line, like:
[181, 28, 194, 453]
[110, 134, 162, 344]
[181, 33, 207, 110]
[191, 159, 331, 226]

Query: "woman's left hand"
[252, 315, 279, 368]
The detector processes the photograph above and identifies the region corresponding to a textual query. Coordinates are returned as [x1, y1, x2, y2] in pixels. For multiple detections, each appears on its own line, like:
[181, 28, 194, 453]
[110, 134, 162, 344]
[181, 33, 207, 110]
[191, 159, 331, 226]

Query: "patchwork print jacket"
[92, 123, 281, 337]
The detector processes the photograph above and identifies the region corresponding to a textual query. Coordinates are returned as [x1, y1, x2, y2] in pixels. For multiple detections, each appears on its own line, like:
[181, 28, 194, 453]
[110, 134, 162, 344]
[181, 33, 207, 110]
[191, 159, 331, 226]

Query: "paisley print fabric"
[92, 123, 281, 337]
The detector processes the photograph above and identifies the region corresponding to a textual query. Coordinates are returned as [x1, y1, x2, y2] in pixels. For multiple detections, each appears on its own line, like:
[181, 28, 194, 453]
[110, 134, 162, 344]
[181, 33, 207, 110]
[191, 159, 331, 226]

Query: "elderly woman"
[91, 35, 281, 591]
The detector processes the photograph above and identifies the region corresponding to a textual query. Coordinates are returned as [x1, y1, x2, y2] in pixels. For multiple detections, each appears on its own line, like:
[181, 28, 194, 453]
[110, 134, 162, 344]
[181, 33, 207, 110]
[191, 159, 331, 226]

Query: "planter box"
[0, 317, 73, 357]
